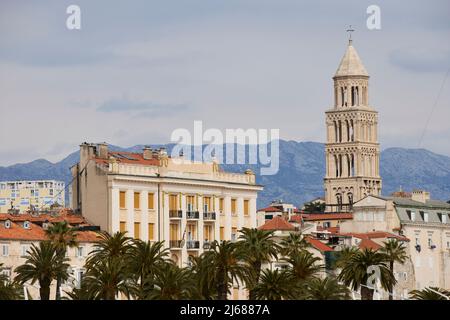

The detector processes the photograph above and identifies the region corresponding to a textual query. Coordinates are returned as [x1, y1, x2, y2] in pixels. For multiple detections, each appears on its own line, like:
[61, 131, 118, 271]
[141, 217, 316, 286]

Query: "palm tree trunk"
[389, 261, 394, 300]
[55, 275, 61, 300]
[217, 272, 228, 300]
[361, 286, 374, 300]
[40, 280, 51, 300]
[249, 261, 262, 300]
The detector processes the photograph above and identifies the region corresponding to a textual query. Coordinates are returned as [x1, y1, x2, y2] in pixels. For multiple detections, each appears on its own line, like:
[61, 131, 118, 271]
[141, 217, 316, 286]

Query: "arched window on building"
[336, 193, 343, 211]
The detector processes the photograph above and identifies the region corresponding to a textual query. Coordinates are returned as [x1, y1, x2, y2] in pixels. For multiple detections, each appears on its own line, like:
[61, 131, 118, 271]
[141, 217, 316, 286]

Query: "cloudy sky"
[0, 0, 449, 166]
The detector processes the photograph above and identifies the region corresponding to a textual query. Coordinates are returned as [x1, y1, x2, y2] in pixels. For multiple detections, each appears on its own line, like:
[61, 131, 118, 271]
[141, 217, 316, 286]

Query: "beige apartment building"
[341, 190, 450, 291]
[71, 142, 263, 272]
[0, 180, 65, 213]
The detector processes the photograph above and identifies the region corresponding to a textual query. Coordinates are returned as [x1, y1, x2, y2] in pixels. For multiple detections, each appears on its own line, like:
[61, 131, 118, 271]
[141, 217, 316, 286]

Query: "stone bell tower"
[324, 39, 382, 212]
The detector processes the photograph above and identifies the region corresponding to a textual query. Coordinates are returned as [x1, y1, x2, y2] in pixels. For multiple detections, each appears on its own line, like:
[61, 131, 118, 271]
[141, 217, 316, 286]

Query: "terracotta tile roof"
[305, 237, 333, 252]
[95, 151, 160, 166]
[342, 231, 409, 242]
[258, 216, 296, 231]
[0, 221, 47, 241]
[258, 206, 283, 213]
[316, 226, 340, 234]
[291, 213, 353, 221]
[358, 238, 382, 250]
[75, 231, 101, 242]
[289, 215, 303, 223]
[0, 212, 86, 225]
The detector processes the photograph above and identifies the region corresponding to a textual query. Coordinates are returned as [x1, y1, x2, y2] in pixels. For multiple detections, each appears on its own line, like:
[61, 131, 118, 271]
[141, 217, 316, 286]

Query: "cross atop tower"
[346, 25, 355, 44]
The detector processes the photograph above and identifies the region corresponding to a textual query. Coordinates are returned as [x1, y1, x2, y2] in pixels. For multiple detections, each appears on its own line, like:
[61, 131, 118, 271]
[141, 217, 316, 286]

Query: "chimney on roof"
[411, 190, 430, 203]
[143, 146, 153, 160]
[97, 142, 108, 159]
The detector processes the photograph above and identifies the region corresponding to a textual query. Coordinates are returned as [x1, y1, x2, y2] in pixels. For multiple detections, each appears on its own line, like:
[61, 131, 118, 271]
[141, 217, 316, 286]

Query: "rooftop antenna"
[346, 25, 355, 44]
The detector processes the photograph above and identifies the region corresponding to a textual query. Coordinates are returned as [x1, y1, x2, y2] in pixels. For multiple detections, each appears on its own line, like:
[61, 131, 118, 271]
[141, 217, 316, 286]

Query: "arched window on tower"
[348, 193, 354, 209]
[341, 87, 345, 107]
[336, 193, 343, 211]
[350, 119, 354, 141]
[351, 154, 355, 176]
[338, 120, 342, 142]
[339, 154, 343, 177]
[355, 87, 359, 106]
[346, 120, 350, 142]
[347, 154, 351, 177]
[334, 155, 339, 177]
[334, 121, 338, 142]
[351, 86, 355, 106]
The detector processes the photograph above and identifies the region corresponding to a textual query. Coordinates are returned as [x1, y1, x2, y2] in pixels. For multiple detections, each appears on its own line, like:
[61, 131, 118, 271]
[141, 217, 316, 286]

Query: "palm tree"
[146, 263, 194, 300]
[338, 248, 396, 300]
[204, 241, 246, 300]
[379, 239, 407, 300]
[303, 277, 350, 300]
[285, 250, 323, 282]
[45, 221, 79, 300]
[14, 241, 70, 300]
[303, 201, 325, 213]
[409, 287, 450, 300]
[252, 269, 297, 300]
[127, 240, 169, 299]
[280, 233, 310, 257]
[188, 255, 217, 300]
[334, 246, 359, 270]
[237, 228, 280, 299]
[83, 231, 133, 300]
[82, 258, 131, 300]
[0, 263, 22, 300]
[85, 231, 133, 268]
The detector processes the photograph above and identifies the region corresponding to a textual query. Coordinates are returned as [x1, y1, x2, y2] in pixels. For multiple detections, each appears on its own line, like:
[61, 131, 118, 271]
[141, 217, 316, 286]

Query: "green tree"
[0, 263, 22, 300]
[45, 221, 79, 300]
[379, 239, 407, 300]
[83, 231, 133, 300]
[237, 228, 280, 299]
[127, 240, 169, 299]
[280, 233, 310, 257]
[337, 248, 396, 300]
[303, 201, 325, 213]
[204, 241, 246, 300]
[409, 287, 450, 300]
[285, 250, 323, 283]
[146, 263, 194, 300]
[252, 269, 297, 300]
[303, 277, 350, 300]
[14, 241, 70, 300]
[188, 255, 217, 300]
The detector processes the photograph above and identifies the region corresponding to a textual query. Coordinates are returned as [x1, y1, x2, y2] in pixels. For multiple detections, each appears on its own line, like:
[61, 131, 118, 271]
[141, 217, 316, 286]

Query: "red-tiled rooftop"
[290, 213, 353, 221]
[342, 231, 409, 242]
[95, 151, 160, 166]
[258, 206, 283, 213]
[359, 238, 382, 250]
[305, 237, 333, 252]
[258, 216, 296, 231]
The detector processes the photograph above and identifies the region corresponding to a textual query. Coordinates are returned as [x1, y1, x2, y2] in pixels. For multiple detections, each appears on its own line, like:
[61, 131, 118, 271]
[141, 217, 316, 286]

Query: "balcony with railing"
[186, 240, 200, 250]
[203, 240, 212, 250]
[169, 240, 182, 249]
[169, 210, 183, 219]
[203, 212, 216, 220]
[186, 211, 200, 220]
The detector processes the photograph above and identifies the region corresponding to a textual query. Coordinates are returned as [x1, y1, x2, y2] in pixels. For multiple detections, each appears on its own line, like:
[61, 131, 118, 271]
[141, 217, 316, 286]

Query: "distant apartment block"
[0, 180, 65, 213]
[71, 143, 263, 278]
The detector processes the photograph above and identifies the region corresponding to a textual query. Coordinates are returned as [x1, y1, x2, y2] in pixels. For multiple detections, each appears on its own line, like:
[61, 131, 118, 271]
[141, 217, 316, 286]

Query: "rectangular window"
[169, 194, 179, 210]
[148, 223, 154, 240]
[203, 197, 211, 212]
[119, 191, 126, 208]
[134, 192, 140, 209]
[21, 244, 30, 257]
[219, 198, 224, 212]
[204, 225, 213, 241]
[220, 227, 224, 240]
[231, 199, 237, 214]
[423, 212, 429, 222]
[134, 222, 140, 239]
[120, 221, 126, 233]
[170, 224, 179, 240]
[244, 200, 249, 216]
[77, 246, 84, 257]
[186, 195, 195, 211]
[148, 193, 154, 210]
[1, 244, 8, 257]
